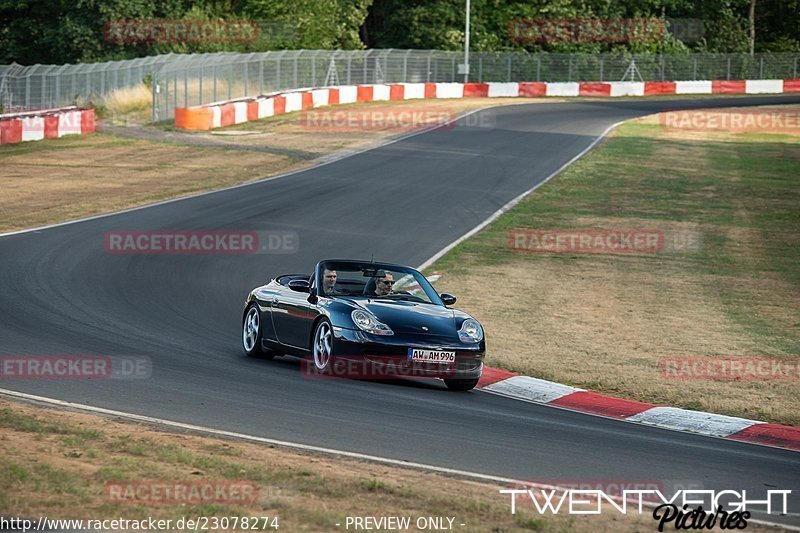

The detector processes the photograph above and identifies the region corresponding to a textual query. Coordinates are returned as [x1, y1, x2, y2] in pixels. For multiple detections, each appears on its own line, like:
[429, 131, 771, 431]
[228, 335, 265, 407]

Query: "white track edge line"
[0, 387, 516, 484]
[417, 119, 625, 271]
[1, 389, 795, 531]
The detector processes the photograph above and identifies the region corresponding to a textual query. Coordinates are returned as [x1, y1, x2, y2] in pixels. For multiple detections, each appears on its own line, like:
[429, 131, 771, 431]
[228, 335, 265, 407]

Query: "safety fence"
[1, 51, 798, 121]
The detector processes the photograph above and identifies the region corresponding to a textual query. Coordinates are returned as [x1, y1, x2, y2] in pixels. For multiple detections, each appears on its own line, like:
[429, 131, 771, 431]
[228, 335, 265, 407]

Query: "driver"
[322, 268, 344, 296]
[373, 271, 395, 296]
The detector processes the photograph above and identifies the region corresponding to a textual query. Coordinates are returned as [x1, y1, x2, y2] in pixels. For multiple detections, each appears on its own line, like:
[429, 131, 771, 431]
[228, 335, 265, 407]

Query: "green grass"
[0, 408, 103, 440]
[0, 134, 136, 157]
[433, 121, 800, 355]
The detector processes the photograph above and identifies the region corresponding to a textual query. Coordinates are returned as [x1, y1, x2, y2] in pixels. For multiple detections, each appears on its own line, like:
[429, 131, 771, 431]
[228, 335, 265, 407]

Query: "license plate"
[408, 349, 455, 363]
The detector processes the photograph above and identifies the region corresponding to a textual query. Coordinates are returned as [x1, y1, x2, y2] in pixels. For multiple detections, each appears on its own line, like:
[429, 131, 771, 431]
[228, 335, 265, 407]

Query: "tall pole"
[749, 0, 756, 57]
[464, 0, 470, 82]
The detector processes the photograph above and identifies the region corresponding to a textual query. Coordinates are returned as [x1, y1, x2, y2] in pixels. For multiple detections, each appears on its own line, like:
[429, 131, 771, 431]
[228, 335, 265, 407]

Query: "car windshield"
[318, 261, 441, 305]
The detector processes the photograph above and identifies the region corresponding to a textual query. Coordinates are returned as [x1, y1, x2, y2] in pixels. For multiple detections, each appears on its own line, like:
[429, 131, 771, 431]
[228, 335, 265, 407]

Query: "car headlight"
[458, 319, 483, 343]
[351, 310, 394, 336]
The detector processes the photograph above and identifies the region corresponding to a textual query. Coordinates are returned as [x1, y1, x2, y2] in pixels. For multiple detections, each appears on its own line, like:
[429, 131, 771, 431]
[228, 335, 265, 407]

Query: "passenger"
[373, 271, 395, 296]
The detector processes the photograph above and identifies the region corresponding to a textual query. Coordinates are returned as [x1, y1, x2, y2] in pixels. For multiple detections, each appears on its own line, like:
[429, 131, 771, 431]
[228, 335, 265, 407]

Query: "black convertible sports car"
[242, 259, 485, 390]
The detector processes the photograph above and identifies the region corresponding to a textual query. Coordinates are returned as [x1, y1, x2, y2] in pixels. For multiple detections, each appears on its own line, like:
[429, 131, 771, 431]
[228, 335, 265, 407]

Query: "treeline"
[0, 0, 797, 65]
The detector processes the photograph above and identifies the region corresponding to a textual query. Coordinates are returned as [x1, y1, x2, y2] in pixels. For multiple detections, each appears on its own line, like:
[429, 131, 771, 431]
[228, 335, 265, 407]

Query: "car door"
[272, 279, 317, 350]
[252, 284, 280, 343]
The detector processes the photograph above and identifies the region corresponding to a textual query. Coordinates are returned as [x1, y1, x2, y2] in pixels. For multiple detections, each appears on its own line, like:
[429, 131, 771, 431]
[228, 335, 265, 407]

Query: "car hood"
[351, 298, 459, 337]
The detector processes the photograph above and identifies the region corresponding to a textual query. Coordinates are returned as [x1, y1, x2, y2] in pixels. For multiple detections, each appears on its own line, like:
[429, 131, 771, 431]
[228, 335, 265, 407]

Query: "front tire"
[444, 377, 480, 391]
[242, 304, 275, 359]
[312, 319, 335, 373]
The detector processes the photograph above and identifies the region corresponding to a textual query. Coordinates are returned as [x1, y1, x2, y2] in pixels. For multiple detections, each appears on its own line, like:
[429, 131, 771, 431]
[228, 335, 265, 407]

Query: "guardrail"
[174, 79, 800, 131]
[0, 106, 95, 144]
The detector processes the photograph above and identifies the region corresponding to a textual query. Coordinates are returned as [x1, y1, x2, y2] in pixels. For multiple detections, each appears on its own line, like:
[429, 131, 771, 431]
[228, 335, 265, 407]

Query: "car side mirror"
[440, 293, 457, 306]
[288, 279, 310, 293]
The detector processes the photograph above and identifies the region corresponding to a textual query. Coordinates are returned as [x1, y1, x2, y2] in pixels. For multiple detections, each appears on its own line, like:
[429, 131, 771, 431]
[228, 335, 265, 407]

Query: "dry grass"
[431, 107, 800, 426]
[100, 84, 152, 123]
[0, 398, 692, 532]
[0, 135, 299, 232]
[434, 260, 798, 423]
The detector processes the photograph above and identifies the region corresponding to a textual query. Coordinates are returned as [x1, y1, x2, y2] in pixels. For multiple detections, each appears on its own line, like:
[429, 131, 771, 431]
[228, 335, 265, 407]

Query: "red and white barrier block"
[477, 366, 800, 452]
[0, 107, 95, 145]
[175, 79, 800, 131]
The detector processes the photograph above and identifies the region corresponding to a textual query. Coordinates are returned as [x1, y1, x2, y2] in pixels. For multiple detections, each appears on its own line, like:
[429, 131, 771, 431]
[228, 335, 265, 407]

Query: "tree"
[241, 0, 371, 49]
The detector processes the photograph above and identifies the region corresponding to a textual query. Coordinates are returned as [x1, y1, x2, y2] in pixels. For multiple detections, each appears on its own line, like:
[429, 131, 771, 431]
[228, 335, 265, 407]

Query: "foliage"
[0, 0, 797, 64]
[363, 0, 798, 54]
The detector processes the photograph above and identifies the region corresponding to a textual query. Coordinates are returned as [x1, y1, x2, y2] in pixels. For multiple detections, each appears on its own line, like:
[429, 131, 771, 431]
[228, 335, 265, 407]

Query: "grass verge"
[429, 106, 800, 426]
[0, 398, 679, 532]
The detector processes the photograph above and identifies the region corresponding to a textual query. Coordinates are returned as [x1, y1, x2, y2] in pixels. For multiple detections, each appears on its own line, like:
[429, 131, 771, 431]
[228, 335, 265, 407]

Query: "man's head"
[322, 268, 337, 293]
[374, 271, 394, 296]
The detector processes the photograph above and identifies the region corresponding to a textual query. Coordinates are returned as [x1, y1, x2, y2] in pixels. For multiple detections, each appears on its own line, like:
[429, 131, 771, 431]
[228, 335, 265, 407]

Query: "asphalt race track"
[1, 96, 799, 526]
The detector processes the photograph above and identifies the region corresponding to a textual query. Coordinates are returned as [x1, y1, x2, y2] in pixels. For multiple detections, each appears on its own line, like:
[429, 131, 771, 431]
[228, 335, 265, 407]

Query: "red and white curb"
[477, 367, 800, 452]
[0, 106, 95, 144]
[175, 78, 800, 130]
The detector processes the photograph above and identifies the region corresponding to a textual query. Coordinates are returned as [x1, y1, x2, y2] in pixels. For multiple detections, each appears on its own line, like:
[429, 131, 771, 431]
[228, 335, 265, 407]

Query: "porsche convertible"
[241, 259, 485, 390]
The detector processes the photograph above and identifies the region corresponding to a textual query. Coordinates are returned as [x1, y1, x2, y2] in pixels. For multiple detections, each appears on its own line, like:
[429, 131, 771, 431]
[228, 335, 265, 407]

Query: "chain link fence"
[0, 55, 174, 113]
[1, 50, 798, 121]
[152, 50, 800, 121]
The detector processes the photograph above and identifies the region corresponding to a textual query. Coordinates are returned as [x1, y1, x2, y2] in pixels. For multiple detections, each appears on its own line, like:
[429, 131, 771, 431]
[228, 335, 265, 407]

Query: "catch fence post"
[426, 54, 431, 82]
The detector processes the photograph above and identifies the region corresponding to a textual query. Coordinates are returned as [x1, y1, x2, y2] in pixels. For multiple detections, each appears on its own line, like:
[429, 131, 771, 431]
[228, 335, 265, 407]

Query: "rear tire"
[444, 377, 480, 391]
[242, 304, 276, 359]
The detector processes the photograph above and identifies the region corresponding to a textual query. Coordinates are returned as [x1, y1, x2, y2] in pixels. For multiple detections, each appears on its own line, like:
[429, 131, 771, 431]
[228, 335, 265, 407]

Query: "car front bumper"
[328, 327, 485, 380]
